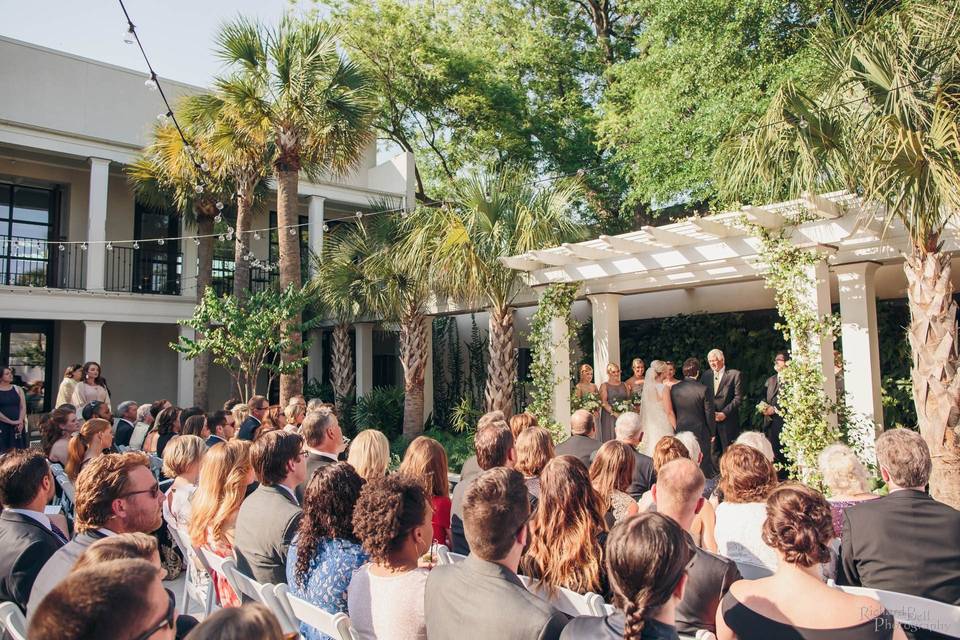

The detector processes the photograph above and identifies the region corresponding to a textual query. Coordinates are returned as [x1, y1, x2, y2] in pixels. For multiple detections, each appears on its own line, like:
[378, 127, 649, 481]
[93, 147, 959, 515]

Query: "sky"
[0, 0, 323, 88]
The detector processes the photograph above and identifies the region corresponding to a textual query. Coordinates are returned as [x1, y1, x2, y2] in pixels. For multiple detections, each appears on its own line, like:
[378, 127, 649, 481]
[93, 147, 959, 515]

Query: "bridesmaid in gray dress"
[599, 363, 629, 442]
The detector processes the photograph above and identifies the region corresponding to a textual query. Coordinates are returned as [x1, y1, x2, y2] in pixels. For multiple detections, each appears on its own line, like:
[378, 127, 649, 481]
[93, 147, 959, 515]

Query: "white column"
[181, 219, 198, 299]
[82, 320, 104, 364]
[795, 260, 838, 424]
[86, 158, 110, 291]
[422, 316, 434, 423]
[550, 316, 572, 434]
[836, 262, 883, 431]
[588, 293, 622, 385]
[355, 322, 374, 398]
[307, 329, 324, 384]
[308, 196, 325, 275]
[177, 325, 195, 408]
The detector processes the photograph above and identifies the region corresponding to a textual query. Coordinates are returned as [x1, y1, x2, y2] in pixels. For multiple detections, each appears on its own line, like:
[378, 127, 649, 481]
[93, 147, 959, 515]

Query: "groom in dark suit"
[670, 358, 716, 477]
[763, 352, 789, 469]
[702, 349, 743, 457]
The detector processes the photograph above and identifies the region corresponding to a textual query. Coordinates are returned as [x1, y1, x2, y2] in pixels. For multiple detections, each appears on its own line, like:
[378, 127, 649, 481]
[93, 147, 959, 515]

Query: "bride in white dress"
[640, 360, 678, 456]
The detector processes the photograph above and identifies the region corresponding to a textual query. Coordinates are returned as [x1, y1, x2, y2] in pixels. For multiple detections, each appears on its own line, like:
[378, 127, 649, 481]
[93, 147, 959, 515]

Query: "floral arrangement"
[630, 387, 643, 407]
[572, 391, 601, 413]
[612, 399, 633, 414]
[756, 400, 771, 415]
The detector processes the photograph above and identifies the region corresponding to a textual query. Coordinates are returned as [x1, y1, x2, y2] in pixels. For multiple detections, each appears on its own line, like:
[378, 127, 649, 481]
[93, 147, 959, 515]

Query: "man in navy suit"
[0, 449, 65, 612]
[237, 395, 268, 441]
[205, 410, 234, 447]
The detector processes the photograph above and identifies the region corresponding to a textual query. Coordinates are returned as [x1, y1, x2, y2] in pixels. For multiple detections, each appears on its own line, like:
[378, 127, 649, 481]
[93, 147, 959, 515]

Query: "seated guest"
[29, 559, 176, 640]
[284, 402, 306, 433]
[28, 451, 163, 617]
[521, 455, 608, 597]
[65, 418, 113, 481]
[348, 474, 433, 640]
[0, 449, 65, 612]
[347, 429, 390, 481]
[425, 468, 568, 640]
[287, 463, 368, 640]
[399, 435, 452, 546]
[509, 411, 537, 441]
[818, 442, 878, 538]
[714, 444, 779, 571]
[181, 414, 210, 440]
[189, 440, 254, 608]
[457, 410, 507, 486]
[653, 458, 740, 635]
[234, 430, 305, 585]
[637, 436, 690, 511]
[449, 419, 515, 554]
[179, 406, 205, 425]
[734, 430, 775, 463]
[297, 410, 345, 501]
[130, 402, 154, 450]
[257, 404, 284, 438]
[718, 484, 904, 640]
[555, 409, 601, 467]
[206, 410, 233, 447]
[114, 400, 139, 447]
[40, 406, 79, 465]
[73, 532, 159, 571]
[671, 432, 719, 552]
[838, 429, 960, 623]
[144, 406, 181, 458]
[162, 435, 207, 531]
[606, 412, 656, 499]
[515, 425, 555, 501]
[184, 603, 287, 640]
[591, 440, 640, 525]
[237, 395, 267, 441]
[560, 512, 694, 640]
[81, 399, 113, 424]
[230, 402, 250, 433]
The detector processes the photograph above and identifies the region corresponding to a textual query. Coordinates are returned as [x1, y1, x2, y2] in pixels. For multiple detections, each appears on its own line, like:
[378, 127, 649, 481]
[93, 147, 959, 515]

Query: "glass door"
[0, 183, 58, 287]
[0, 320, 54, 440]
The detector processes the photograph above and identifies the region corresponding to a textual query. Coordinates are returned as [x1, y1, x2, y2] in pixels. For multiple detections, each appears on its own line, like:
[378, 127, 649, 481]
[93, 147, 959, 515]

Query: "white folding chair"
[276, 584, 359, 640]
[148, 455, 164, 480]
[0, 601, 27, 640]
[221, 563, 297, 633]
[196, 545, 240, 604]
[734, 561, 773, 580]
[518, 575, 606, 617]
[169, 526, 214, 616]
[49, 464, 75, 516]
[435, 546, 466, 565]
[836, 585, 960, 638]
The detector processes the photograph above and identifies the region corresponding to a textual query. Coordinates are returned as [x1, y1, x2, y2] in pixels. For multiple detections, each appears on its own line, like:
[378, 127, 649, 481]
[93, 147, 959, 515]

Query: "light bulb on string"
[80, 243, 88, 251]
[133, 241, 140, 250]
[194, 238, 201, 246]
[215, 202, 224, 211]
[106, 242, 113, 251]
[145, 75, 158, 91]
[798, 117, 809, 129]
[218, 234, 226, 242]
[322, 223, 329, 232]
[253, 232, 261, 240]
[124, 24, 135, 45]
[200, 162, 209, 172]
[194, 184, 204, 194]
[288, 227, 297, 236]
[355, 211, 363, 218]
[214, 214, 223, 223]
[58, 244, 65, 252]
[158, 238, 165, 246]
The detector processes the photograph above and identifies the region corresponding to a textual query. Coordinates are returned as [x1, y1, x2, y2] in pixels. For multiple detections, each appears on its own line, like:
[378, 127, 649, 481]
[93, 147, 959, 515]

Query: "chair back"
[49, 463, 75, 515]
[195, 545, 240, 598]
[147, 454, 163, 479]
[221, 565, 297, 633]
[836, 585, 960, 638]
[735, 561, 773, 580]
[278, 585, 359, 640]
[517, 575, 606, 617]
[435, 546, 466, 565]
[0, 601, 27, 640]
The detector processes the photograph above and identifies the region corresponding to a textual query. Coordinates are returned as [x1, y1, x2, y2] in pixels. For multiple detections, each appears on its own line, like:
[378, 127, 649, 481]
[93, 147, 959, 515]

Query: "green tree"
[717, 1, 960, 507]
[407, 165, 584, 417]
[214, 16, 375, 404]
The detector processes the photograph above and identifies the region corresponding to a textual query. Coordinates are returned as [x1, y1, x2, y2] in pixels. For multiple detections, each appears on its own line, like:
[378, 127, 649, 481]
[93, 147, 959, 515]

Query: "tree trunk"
[276, 168, 303, 406]
[233, 191, 253, 302]
[485, 306, 516, 419]
[400, 311, 428, 437]
[331, 322, 355, 413]
[192, 214, 214, 410]
[905, 251, 960, 509]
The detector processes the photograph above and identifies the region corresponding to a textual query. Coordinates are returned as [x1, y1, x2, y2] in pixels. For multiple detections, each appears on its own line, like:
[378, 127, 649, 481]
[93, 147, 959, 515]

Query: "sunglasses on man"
[132, 588, 176, 640]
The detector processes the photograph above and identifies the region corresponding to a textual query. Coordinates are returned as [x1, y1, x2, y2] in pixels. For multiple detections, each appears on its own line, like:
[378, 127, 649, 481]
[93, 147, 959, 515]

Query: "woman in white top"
[714, 443, 780, 572]
[639, 360, 677, 456]
[55, 364, 82, 408]
[71, 361, 111, 409]
[162, 434, 208, 530]
[348, 474, 434, 640]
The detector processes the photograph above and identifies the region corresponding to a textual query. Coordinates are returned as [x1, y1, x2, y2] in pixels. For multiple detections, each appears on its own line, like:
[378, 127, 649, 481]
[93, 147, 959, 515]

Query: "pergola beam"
[561, 242, 625, 261]
[599, 234, 648, 253]
[802, 191, 842, 219]
[499, 255, 544, 271]
[529, 250, 578, 266]
[690, 217, 737, 238]
[642, 225, 695, 247]
[743, 206, 785, 229]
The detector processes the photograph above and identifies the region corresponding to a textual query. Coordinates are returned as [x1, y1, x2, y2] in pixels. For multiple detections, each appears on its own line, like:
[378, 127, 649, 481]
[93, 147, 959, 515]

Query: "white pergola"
[502, 190, 959, 433]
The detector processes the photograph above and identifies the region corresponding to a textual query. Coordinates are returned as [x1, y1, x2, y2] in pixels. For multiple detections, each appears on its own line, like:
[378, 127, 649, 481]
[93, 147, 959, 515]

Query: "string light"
[123, 25, 135, 44]
[355, 211, 363, 218]
[80, 243, 88, 251]
[158, 238, 165, 246]
[214, 214, 223, 223]
[288, 227, 297, 235]
[253, 232, 261, 240]
[215, 202, 224, 211]
[133, 241, 140, 249]
[144, 75, 158, 91]
[106, 242, 114, 251]
[194, 238, 201, 246]
[58, 244, 65, 252]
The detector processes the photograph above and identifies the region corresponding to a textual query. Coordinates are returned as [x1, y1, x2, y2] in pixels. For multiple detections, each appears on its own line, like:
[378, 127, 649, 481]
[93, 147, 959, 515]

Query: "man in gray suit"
[670, 358, 717, 477]
[234, 430, 305, 585]
[425, 468, 568, 640]
[27, 451, 163, 618]
[554, 410, 601, 468]
[296, 410, 343, 502]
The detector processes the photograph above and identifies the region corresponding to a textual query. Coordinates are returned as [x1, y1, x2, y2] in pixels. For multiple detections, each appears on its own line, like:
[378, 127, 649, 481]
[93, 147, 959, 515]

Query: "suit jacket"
[459, 455, 481, 486]
[449, 475, 474, 555]
[205, 434, 226, 448]
[676, 543, 741, 634]
[425, 555, 568, 640]
[233, 484, 302, 585]
[702, 369, 743, 447]
[27, 530, 106, 618]
[295, 451, 336, 503]
[114, 418, 135, 447]
[591, 444, 654, 499]
[237, 416, 261, 441]
[837, 490, 960, 609]
[0, 512, 64, 612]
[670, 378, 716, 475]
[555, 434, 601, 469]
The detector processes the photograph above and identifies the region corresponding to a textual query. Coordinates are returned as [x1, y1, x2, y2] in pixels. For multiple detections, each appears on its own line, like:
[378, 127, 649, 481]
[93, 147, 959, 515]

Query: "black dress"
[721, 592, 896, 639]
[0, 387, 22, 453]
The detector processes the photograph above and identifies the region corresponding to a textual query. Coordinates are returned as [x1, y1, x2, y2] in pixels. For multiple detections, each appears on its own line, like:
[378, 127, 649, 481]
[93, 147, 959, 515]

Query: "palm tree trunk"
[905, 251, 960, 509]
[485, 305, 516, 419]
[233, 191, 253, 301]
[276, 168, 303, 406]
[193, 214, 214, 410]
[332, 322, 355, 412]
[399, 310, 428, 437]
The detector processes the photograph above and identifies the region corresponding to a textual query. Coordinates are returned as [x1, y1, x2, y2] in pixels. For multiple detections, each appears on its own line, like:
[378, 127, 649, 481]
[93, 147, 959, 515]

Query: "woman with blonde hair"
[639, 360, 677, 456]
[189, 439, 254, 607]
[817, 443, 877, 538]
[283, 402, 306, 433]
[65, 418, 113, 480]
[514, 425, 555, 500]
[521, 455, 608, 597]
[508, 411, 537, 441]
[599, 362, 630, 442]
[624, 358, 646, 410]
[590, 440, 639, 524]
[398, 435, 452, 545]
[162, 434, 208, 531]
[347, 429, 390, 480]
[55, 363, 83, 408]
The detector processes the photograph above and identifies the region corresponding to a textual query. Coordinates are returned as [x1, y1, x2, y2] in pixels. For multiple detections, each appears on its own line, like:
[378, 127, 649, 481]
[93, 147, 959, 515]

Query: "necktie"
[50, 522, 69, 545]
[714, 373, 721, 394]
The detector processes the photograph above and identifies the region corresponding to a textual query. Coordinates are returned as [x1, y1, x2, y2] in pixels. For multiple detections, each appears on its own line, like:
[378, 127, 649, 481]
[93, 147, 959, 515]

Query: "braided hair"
[606, 513, 694, 640]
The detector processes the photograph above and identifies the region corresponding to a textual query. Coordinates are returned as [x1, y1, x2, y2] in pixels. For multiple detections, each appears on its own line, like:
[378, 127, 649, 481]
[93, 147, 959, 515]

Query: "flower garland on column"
[527, 282, 580, 442]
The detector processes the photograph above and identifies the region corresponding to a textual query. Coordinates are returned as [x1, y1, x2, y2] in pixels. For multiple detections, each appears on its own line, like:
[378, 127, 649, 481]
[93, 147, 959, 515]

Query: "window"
[113, 203, 182, 295]
[0, 183, 58, 286]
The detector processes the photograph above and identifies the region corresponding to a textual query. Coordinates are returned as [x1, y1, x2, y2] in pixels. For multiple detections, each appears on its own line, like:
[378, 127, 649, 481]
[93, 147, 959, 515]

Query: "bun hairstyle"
[607, 513, 693, 640]
[761, 483, 833, 568]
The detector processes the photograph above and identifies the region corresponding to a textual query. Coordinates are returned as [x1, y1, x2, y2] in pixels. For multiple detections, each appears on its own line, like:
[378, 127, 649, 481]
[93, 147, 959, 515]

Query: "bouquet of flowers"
[612, 399, 633, 414]
[630, 387, 643, 408]
[572, 391, 601, 413]
[756, 400, 771, 415]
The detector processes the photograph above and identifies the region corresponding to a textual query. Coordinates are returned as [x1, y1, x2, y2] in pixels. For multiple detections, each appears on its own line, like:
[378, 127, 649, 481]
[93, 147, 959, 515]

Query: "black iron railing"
[0, 236, 85, 289]
[105, 246, 182, 295]
[211, 260, 279, 296]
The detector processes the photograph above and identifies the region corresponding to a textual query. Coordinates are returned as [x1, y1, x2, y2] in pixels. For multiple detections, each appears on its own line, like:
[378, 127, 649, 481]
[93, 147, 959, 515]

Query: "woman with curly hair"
[398, 435, 451, 546]
[714, 444, 779, 571]
[717, 484, 903, 640]
[590, 440, 639, 525]
[143, 405, 180, 458]
[42, 406, 79, 464]
[521, 455, 608, 597]
[286, 462, 367, 640]
[514, 425, 555, 501]
[817, 443, 878, 539]
[561, 512, 693, 640]
[348, 474, 433, 640]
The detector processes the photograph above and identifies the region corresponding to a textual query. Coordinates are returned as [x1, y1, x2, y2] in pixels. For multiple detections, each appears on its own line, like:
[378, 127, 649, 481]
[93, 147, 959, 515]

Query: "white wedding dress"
[640, 367, 674, 456]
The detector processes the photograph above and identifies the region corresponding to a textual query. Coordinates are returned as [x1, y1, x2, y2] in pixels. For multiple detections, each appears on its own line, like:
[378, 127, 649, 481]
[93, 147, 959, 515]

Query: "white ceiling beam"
[561, 243, 624, 261]
[802, 192, 842, 219]
[690, 217, 736, 238]
[529, 250, 579, 266]
[742, 206, 785, 229]
[641, 225, 695, 247]
[499, 255, 544, 271]
[599, 234, 648, 253]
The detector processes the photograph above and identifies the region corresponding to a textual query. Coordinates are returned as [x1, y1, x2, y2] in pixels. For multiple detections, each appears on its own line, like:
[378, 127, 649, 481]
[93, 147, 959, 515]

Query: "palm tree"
[408, 166, 584, 418]
[717, 1, 960, 506]
[127, 121, 229, 409]
[214, 17, 375, 405]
